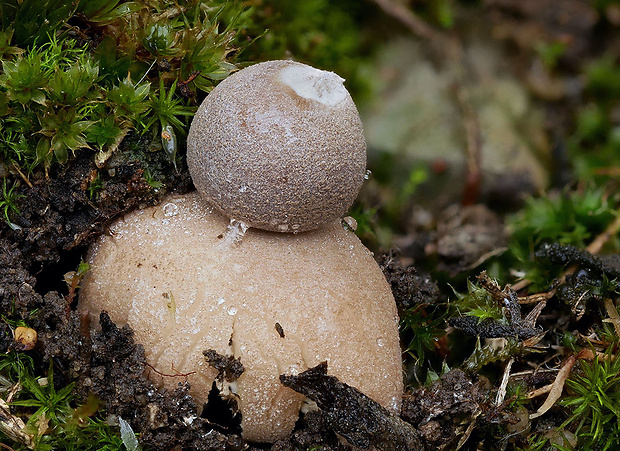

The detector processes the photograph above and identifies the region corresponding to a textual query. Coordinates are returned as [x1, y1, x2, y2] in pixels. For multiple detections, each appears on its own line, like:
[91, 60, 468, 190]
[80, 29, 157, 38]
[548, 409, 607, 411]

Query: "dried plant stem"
[455, 84, 482, 206]
[456, 408, 481, 450]
[517, 291, 554, 305]
[525, 383, 553, 399]
[587, 214, 620, 255]
[0, 397, 33, 448]
[603, 298, 620, 337]
[370, 0, 441, 40]
[495, 357, 514, 406]
[511, 278, 531, 292]
[10, 162, 33, 188]
[529, 353, 577, 419]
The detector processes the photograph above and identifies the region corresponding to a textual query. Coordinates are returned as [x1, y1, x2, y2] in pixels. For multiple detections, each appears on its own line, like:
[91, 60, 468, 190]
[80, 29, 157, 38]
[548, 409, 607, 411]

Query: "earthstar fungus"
[79, 60, 403, 443]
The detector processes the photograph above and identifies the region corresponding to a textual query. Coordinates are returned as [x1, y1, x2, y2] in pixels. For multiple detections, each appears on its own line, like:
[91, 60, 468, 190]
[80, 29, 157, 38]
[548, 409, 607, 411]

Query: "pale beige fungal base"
[79, 193, 403, 443]
[186, 60, 367, 233]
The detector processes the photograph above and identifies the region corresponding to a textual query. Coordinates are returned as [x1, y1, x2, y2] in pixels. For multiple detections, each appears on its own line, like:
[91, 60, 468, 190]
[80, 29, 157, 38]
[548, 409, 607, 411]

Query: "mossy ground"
[2, 1, 620, 450]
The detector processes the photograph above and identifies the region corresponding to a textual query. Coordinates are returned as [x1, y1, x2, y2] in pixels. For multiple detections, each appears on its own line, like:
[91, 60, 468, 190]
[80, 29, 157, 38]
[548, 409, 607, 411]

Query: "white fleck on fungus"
[186, 60, 367, 233]
[79, 192, 403, 442]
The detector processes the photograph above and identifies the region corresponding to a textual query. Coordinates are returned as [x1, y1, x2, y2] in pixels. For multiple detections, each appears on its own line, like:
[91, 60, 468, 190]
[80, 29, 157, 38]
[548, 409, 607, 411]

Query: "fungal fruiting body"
[186, 60, 367, 233]
[79, 193, 403, 442]
[81, 60, 404, 442]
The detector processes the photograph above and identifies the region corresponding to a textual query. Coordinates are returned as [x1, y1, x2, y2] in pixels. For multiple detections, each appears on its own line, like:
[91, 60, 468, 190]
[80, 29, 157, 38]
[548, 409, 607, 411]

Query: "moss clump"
[0, 0, 257, 174]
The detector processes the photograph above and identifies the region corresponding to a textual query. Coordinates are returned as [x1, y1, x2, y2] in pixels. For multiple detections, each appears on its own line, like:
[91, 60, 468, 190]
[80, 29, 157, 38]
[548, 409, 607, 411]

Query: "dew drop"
[342, 216, 357, 231]
[364, 169, 372, 180]
[163, 202, 179, 217]
[219, 219, 250, 247]
[227, 307, 237, 316]
[161, 125, 178, 172]
[377, 338, 384, 347]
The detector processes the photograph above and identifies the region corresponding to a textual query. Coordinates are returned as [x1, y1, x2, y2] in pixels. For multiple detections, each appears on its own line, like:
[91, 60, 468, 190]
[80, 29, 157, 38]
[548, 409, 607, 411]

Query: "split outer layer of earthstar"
[79, 60, 403, 443]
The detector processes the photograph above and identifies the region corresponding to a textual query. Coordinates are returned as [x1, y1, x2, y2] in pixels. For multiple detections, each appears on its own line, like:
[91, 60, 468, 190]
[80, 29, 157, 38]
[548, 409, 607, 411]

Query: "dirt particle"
[275, 322, 285, 338]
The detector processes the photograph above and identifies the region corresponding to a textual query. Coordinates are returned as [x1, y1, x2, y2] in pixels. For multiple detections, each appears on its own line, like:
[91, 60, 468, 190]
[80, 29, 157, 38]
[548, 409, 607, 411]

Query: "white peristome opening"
[279, 64, 348, 107]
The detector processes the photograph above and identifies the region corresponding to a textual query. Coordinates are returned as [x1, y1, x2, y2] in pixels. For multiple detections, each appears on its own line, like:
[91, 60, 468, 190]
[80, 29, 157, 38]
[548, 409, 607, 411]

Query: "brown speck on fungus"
[275, 322, 285, 338]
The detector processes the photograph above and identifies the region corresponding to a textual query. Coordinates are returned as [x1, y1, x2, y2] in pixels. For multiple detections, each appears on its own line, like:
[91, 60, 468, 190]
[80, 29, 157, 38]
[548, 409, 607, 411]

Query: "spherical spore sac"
[187, 60, 367, 233]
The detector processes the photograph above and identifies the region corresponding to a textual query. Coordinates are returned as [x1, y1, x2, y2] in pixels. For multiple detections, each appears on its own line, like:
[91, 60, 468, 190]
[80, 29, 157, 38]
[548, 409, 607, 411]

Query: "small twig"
[517, 291, 554, 305]
[522, 300, 547, 327]
[525, 383, 553, 399]
[6, 382, 21, 404]
[456, 408, 481, 450]
[522, 332, 546, 347]
[370, 0, 442, 40]
[529, 349, 590, 419]
[495, 358, 514, 406]
[477, 271, 504, 300]
[465, 247, 508, 271]
[587, 214, 620, 255]
[0, 397, 33, 448]
[510, 368, 558, 378]
[510, 278, 532, 292]
[145, 362, 196, 378]
[10, 162, 33, 189]
[455, 83, 482, 206]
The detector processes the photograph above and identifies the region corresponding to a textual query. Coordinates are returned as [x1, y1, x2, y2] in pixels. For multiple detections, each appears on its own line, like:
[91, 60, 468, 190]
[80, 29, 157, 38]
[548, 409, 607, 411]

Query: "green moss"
[401, 304, 446, 366]
[567, 56, 620, 181]
[507, 186, 619, 290]
[0, 352, 126, 450]
[231, 0, 379, 100]
[561, 352, 620, 450]
[0, 0, 257, 173]
[453, 279, 505, 322]
[0, 177, 24, 229]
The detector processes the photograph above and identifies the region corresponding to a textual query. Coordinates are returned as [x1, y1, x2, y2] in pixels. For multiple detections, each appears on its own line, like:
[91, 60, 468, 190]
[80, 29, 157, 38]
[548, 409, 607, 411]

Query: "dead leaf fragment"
[0, 398, 34, 448]
[529, 354, 577, 419]
[281, 362, 422, 450]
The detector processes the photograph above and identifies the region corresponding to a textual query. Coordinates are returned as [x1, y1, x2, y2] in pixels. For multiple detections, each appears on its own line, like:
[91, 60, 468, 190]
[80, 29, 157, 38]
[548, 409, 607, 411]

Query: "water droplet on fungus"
[220, 219, 250, 247]
[163, 202, 179, 217]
